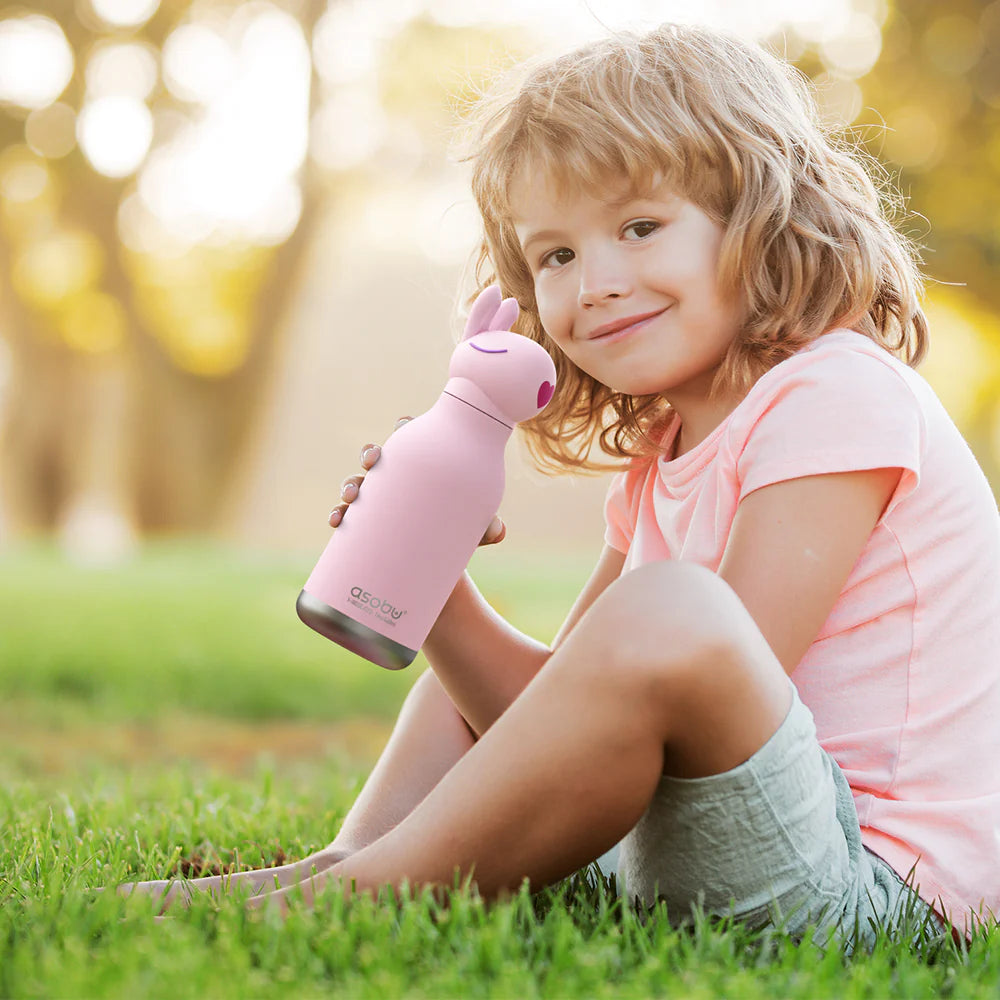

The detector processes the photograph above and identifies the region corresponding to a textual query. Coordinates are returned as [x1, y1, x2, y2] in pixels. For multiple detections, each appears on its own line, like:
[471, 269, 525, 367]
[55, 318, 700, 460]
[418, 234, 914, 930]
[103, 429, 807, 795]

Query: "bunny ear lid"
[461, 285, 519, 341]
[491, 296, 519, 332]
[462, 285, 502, 341]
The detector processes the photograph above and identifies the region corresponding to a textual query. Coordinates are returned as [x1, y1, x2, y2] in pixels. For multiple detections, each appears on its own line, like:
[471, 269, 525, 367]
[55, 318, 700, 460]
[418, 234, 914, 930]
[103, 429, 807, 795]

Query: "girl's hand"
[328, 417, 507, 546]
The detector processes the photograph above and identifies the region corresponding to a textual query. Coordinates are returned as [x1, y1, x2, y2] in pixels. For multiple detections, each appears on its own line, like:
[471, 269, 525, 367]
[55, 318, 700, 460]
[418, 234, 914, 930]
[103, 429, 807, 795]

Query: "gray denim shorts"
[588, 685, 942, 950]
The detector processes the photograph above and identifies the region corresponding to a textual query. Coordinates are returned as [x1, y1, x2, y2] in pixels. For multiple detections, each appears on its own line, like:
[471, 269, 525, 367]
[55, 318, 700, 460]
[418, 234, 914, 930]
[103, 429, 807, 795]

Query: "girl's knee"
[568, 560, 783, 723]
[573, 561, 790, 766]
[593, 561, 749, 669]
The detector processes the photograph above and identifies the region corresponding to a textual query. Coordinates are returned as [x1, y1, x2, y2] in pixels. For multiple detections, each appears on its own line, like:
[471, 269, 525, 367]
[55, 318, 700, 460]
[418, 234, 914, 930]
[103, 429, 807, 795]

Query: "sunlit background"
[1, 0, 998, 566]
[0, 0, 998, 851]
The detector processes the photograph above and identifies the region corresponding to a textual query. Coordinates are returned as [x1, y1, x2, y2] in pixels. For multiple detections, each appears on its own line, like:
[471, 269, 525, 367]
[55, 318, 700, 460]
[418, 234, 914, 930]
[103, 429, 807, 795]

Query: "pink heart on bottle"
[537, 381, 555, 408]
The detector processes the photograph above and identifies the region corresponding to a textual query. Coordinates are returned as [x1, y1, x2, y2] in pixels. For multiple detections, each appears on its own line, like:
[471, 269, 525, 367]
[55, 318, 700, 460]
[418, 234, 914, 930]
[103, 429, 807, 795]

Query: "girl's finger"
[332, 421, 412, 529]
[340, 475, 364, 502]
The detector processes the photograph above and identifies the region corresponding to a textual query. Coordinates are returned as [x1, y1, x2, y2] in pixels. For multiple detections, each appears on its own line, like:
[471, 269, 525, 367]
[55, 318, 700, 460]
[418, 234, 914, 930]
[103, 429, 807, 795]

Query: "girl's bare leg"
[321, 667, 478, 856]
[116, 668, 477, 904]
[248, 561, 794, 913]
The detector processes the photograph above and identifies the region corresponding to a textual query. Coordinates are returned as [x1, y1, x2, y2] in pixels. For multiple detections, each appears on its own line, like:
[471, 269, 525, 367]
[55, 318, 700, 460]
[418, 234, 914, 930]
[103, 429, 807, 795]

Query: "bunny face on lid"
[446, 285, 557, 427]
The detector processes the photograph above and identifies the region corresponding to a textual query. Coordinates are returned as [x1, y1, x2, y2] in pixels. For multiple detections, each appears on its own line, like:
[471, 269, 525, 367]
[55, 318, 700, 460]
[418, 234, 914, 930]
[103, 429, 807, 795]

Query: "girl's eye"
[623, 220, 659, 240]
[540, 247, 574, 269]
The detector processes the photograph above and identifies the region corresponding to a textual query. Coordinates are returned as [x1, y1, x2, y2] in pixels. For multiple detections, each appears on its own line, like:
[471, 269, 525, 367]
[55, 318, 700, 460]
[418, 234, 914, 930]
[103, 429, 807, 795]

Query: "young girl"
[123, 23, 1000, 944]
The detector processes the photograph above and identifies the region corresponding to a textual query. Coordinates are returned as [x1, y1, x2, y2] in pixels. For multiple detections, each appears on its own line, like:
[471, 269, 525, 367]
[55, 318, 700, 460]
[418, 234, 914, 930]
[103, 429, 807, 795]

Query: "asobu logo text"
[350, 586, 406, 622]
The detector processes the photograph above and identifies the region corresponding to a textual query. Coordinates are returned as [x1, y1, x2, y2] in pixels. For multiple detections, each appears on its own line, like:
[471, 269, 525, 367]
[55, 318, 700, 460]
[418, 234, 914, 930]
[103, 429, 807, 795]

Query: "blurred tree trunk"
[129, 179, 328, 533]
[0, 0, 329, 556]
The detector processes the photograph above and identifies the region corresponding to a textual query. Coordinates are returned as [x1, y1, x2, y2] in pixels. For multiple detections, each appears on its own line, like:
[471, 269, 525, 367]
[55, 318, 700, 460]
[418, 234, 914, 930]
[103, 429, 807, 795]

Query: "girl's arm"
[424, 544, 626, 737]
[430, 466, 896, 735]
[717, 467, 902, 675]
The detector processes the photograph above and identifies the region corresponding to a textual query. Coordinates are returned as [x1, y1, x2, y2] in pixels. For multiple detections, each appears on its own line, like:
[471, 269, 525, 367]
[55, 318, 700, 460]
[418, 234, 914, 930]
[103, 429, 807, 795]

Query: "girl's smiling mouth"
[585, 307, 669, 344]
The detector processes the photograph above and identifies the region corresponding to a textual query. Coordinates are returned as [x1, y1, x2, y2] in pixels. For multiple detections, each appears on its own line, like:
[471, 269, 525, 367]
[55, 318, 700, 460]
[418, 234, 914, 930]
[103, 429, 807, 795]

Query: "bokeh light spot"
[0, 147, 50, 203]
[86, 41, 160, 101]
[59, 291, 128, 354]
[0, 14, 74, 109]
[883, 105, 942, 170]
[162, 22, 235, 105]
[77, 95, 154, 179]
[819, 12, 882, 78]
[813, 73, 863, 125]
[924, 14, 983, 76]
[88, 0, 160, 30]
[12, 230, 105, 308]
[170, 310, 247, 377]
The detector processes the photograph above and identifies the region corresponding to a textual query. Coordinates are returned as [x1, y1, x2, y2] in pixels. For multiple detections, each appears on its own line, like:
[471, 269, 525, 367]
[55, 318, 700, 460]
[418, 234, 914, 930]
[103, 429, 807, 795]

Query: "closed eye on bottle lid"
[470, 343, 508, 354]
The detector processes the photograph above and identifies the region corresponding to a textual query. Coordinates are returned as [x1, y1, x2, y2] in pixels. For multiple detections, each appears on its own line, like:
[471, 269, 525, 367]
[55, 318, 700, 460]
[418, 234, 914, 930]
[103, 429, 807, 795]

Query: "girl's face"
[511, 174, 745, 406]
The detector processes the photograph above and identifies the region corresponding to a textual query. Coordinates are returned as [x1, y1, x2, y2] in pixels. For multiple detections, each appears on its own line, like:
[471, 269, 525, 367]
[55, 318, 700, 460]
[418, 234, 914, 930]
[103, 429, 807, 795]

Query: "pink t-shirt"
[604, 329, 1000, 931]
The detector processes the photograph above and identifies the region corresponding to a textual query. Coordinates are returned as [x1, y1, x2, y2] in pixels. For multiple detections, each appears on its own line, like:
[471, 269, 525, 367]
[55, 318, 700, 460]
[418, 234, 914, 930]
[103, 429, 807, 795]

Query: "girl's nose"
[578, 252, 632, 308]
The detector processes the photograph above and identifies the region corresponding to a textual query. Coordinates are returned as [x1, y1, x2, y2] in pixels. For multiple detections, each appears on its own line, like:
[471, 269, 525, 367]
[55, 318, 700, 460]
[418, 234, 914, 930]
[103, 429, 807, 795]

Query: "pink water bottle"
[297, 286, 558, 669]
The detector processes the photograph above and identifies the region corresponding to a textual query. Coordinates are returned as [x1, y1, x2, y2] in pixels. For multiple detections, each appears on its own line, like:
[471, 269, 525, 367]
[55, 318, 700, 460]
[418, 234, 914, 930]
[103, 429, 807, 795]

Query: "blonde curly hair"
[458, 23, 928, 474]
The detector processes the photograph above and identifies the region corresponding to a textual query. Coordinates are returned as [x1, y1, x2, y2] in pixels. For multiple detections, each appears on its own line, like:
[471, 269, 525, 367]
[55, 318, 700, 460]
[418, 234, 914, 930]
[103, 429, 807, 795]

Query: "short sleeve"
[733, 339, 925, 510]
[604, 468, 638, 552]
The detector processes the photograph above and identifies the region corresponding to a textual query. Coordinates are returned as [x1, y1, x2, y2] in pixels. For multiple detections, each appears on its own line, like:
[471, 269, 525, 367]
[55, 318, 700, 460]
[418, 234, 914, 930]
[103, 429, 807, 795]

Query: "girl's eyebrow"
[518, 228, 564, 253]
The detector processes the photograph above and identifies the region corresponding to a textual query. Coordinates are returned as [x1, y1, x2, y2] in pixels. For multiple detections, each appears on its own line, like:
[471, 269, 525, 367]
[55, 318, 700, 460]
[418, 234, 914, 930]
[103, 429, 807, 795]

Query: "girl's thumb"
[483, 515, 505, 545]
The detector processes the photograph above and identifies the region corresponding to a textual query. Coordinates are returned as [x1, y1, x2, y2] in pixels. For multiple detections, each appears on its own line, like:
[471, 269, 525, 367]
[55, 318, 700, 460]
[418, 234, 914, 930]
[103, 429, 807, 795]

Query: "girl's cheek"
[533, 290, 554, 326]
[538, 314, 564, 347]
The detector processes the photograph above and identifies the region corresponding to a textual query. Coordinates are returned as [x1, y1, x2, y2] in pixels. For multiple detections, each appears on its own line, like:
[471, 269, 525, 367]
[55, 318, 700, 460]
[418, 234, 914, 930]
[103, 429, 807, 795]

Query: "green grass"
[2, 542, 998, 997]
[0, 540, 412, 724]
[3, 766, 996, 999]
[0, 539, 594, 727]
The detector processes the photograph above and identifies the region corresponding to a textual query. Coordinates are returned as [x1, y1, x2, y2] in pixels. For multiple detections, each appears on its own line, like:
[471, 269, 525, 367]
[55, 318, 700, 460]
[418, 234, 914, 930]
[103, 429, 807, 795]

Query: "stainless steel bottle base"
[296, 589, 417, 670]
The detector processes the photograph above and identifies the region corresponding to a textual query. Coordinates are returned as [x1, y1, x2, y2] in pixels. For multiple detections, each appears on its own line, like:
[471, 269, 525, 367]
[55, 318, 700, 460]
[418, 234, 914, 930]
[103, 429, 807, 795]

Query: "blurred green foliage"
[0, 542, 590, 726]
[792, 1, 1000, 314]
